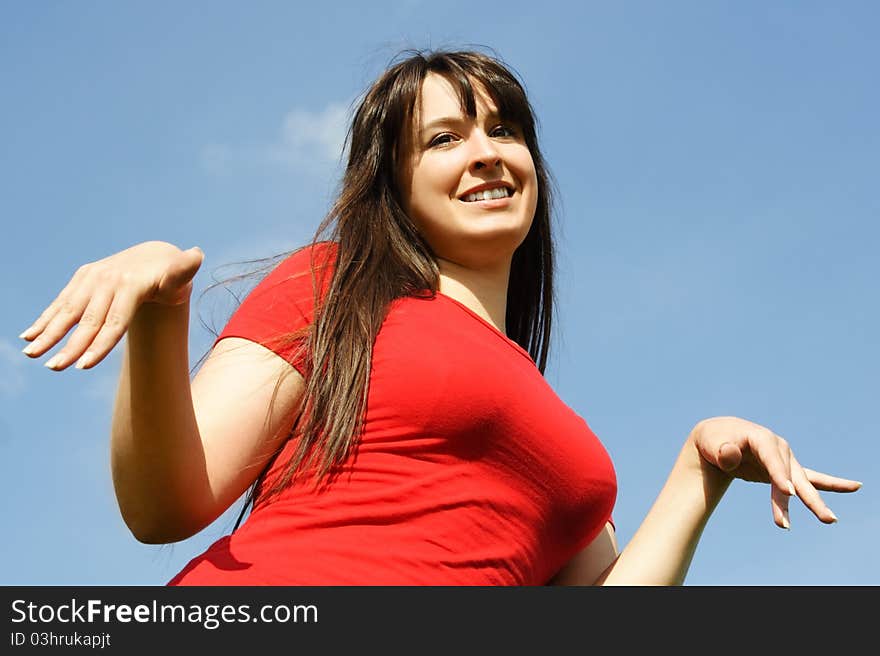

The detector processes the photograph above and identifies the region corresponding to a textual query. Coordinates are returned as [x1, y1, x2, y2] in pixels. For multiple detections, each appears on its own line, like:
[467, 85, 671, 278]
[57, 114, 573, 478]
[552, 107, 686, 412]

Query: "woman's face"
[396, 73, 539, 270]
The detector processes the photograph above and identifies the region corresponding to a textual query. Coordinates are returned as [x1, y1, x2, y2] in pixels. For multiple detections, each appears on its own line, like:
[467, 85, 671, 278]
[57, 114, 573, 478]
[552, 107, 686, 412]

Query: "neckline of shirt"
[431, 291, 536, 366]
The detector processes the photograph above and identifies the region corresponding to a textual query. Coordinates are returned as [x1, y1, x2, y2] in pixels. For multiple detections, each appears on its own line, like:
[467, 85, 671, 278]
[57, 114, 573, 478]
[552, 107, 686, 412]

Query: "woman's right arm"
[112, 307, 305, 543]
[22, 242, 305, 544]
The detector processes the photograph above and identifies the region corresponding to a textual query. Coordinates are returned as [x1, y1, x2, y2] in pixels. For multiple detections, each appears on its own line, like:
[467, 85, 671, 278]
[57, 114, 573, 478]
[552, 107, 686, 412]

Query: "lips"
[461, 188, 513, 203]
[457, 181, 514, 200]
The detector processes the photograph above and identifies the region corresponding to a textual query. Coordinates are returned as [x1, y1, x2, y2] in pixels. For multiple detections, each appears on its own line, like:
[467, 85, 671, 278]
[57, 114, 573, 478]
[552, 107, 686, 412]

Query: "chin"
[442, 229, 532, 268]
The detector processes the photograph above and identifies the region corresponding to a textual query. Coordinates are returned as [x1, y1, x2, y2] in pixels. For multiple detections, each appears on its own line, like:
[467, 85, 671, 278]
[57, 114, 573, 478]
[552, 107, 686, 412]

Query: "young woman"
[20, 49, 861, 585]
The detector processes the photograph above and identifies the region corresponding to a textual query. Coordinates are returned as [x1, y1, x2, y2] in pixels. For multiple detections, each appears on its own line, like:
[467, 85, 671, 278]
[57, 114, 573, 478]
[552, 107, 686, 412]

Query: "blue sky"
[1, 1, 876, 585]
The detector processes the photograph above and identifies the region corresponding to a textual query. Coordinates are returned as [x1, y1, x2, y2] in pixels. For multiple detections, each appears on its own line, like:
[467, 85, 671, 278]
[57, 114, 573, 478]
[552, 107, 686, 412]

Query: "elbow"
[129, 526, 186, 545]
[131, 530, 174, 546]
[126, 521, 201, 545]
[119, 507, 207, 545]
[112, 476, 216, 544]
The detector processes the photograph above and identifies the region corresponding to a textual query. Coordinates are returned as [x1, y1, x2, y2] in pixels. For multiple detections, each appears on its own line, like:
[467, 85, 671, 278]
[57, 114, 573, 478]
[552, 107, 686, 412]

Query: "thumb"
[186, 246, 204, 262]
[179, 246, 205, 273]
[160, 246, 203, 289]
[716, 442, 742, 472]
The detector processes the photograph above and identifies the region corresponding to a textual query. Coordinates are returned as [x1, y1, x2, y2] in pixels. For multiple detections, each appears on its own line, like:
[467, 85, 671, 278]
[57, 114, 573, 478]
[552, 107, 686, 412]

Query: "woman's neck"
[436, 256, 511, 334]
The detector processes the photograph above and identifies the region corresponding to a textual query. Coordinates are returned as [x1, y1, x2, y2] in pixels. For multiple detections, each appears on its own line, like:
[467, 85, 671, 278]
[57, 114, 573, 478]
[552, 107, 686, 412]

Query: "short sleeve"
[215, 242, 337, 377]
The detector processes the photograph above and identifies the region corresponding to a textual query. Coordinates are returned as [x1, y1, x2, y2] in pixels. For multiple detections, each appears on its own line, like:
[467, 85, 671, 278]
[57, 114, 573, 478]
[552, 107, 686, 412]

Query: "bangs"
[390, 51, 538, 158]
[422, 55, 536, 138]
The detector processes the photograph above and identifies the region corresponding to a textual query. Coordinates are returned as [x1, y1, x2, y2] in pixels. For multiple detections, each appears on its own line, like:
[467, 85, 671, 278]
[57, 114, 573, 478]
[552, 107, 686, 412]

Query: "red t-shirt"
[168, 242, 617, 585]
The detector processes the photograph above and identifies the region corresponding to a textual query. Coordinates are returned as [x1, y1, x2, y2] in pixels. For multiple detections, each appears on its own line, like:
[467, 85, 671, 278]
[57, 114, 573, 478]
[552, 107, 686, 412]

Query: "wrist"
[675, 429, 734, 507]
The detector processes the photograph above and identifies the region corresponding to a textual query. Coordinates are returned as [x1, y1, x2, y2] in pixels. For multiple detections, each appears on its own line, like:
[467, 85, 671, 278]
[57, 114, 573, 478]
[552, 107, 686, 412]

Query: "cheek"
[421, 158, 459, 194]
[520, 154, 539, 210]
[410, 164, 456, 216]
[404, 184, 441, 235]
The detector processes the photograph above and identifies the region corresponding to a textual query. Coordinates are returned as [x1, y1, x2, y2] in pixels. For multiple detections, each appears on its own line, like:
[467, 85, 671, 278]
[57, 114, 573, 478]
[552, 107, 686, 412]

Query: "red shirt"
[168, 243, 616, 585]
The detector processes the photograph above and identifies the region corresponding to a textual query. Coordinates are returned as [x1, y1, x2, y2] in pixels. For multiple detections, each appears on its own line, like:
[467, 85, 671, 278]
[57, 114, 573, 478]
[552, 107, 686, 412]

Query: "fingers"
[716, 442, 742, 471]
[21, 263, 144, 371]
[773, 438, 794, 529]
[186, 246, 205, 265]
[20, 242, 201, 370]
[803, 468, 863, 493]
[43, 287, 115, 370]
[694, 417, 861, 531]
[771, 485, 791, 529]
[717, 426, 794, 530]
[20, 267, 88, 348]
[781, 455, 863, 527]
[749, 431, 796, 500]
[153, 247, 204, 305]
[22, 282, 95, 360]
[62, 287, 141, 371]
[789, 455, 838, 525]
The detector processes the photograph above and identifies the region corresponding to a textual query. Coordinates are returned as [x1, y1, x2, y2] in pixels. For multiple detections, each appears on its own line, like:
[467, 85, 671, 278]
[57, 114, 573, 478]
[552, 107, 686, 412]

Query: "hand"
[688, 416, 862, 530]
[20, 241, 204, 371]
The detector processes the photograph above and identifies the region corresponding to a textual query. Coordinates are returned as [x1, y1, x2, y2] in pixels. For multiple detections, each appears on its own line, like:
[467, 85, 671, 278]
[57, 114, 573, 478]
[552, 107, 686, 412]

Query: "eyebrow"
[419, 112, 504, 136]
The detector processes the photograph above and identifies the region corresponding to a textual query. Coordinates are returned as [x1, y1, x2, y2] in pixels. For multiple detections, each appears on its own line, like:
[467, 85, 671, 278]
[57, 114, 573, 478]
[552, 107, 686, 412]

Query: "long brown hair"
[230, 47, 558, 526]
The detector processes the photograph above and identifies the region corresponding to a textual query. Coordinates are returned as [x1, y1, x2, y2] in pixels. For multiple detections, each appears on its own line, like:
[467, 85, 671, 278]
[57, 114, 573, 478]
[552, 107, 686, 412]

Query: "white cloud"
[200, 100, 352, 175]
[0, 339, 26, 397]
[274, 102, 350, 165]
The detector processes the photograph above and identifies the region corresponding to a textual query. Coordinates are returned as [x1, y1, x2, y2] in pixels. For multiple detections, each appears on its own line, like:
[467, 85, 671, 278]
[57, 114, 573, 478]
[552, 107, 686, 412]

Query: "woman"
[20, 49, 861, 585]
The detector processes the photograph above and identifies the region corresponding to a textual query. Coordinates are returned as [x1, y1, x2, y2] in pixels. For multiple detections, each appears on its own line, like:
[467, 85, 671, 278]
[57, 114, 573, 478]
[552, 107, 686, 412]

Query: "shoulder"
[263, 240, 338, 286]
[216, 241, 338, 368]
[241, 240, 338, 309]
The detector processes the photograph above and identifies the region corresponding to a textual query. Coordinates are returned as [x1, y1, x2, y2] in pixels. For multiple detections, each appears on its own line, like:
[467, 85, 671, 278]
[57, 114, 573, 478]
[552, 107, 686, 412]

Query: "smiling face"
[396, 73, 539, 270]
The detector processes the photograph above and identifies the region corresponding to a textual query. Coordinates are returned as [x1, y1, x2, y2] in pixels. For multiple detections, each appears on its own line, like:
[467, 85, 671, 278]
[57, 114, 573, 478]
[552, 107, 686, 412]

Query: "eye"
[428, 133, 458, 148]
[491, 124, 517, 138]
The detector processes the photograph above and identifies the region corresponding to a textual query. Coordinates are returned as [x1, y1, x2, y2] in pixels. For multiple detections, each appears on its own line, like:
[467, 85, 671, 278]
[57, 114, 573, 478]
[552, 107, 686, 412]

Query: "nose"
[469, 129, 501, 171]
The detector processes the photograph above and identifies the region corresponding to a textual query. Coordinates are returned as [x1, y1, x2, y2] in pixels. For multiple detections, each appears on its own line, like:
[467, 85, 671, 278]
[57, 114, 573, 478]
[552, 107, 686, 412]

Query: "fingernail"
[75, 352, 94, 369]
[22, 343, 37, 356]
[44, 355, 62, 370]
[19, 329, 33, 340]
[827, 509, 838, 523]
[787, 481, 796, 496]
[781, 511, 790, 529]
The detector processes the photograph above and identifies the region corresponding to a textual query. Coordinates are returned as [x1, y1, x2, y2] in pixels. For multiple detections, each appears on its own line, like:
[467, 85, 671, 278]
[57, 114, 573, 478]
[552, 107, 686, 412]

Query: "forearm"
[598, 436, 732, 585]
[110, 300, 210, 543]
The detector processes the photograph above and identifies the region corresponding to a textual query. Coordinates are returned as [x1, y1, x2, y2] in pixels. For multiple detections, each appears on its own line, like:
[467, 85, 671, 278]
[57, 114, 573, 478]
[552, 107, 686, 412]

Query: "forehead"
[414, 72, 499, 124]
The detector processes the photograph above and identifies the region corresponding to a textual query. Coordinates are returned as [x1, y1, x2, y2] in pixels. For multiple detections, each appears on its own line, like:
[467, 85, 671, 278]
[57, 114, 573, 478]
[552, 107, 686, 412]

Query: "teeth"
[462, 187, 511, 202]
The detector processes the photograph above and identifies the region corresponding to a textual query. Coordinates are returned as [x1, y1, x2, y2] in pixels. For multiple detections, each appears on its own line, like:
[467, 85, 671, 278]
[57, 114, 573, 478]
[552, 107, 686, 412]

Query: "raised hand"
[20, 241, 204, 372]
[689, 416, 862, 530]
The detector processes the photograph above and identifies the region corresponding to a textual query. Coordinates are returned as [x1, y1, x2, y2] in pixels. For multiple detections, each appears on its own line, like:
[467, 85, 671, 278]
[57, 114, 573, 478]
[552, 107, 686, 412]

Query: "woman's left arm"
[558, 416, 862, 585]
